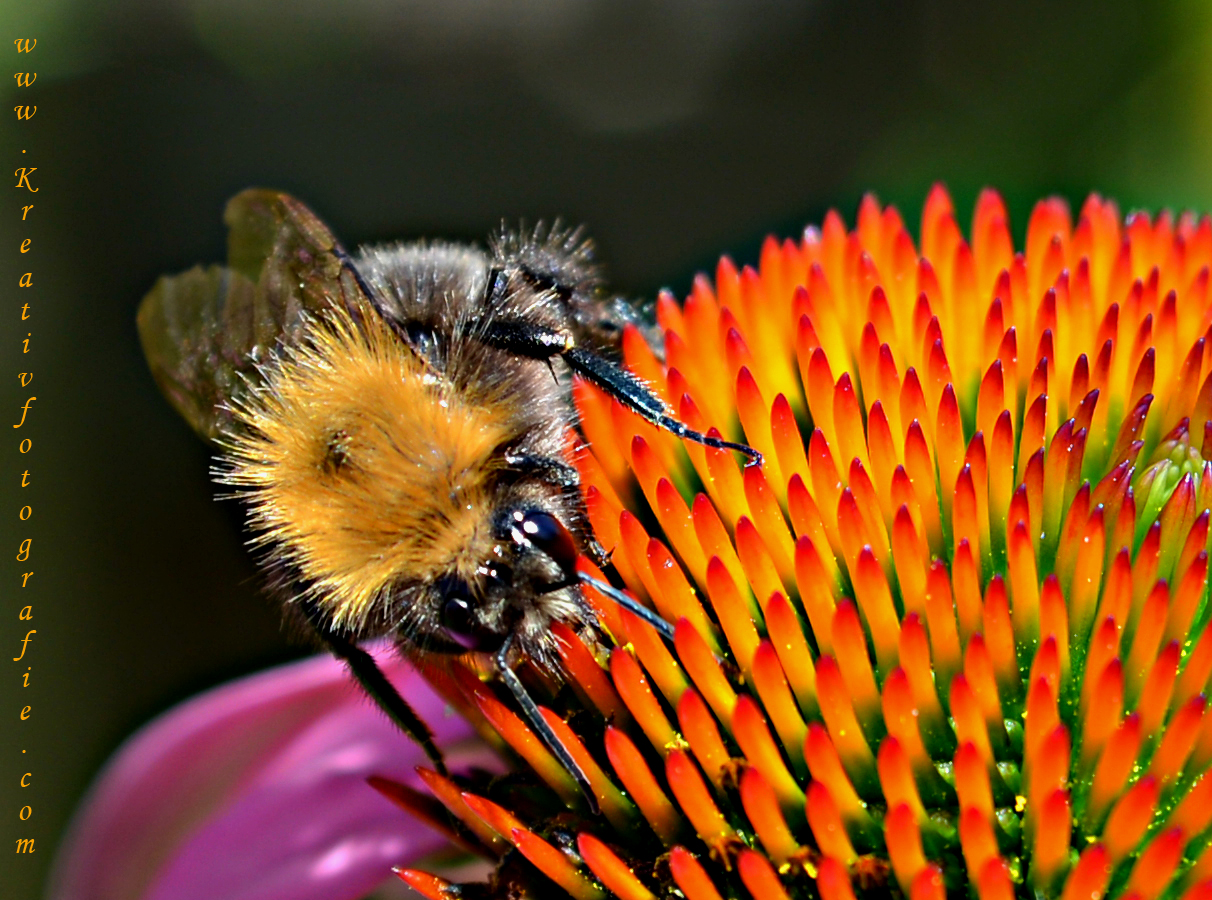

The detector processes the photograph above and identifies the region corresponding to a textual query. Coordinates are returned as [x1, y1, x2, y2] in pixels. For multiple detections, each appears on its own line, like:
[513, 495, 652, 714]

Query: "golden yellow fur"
[222, 305, 521, 631]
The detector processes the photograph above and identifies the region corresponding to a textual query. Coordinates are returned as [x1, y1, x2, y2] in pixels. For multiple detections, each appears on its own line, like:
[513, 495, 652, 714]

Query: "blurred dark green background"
[1, 0, 1211, 896]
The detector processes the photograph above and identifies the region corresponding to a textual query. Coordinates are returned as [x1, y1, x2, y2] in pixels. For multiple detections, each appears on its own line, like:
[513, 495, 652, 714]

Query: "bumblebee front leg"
[496, 635, 599, 814]
[319, 628, 448, 775]
[478, 318, 761, 465]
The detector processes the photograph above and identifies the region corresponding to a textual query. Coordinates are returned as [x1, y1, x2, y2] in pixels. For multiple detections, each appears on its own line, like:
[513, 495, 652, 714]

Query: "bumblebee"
[138, 190, 758, 802]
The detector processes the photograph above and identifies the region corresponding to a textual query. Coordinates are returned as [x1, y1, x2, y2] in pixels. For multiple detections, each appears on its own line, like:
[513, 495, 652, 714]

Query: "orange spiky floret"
[397, 188, 1212, 900]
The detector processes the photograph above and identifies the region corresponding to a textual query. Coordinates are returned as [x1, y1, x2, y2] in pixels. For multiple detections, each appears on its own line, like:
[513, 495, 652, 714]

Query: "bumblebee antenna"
[496, 635, 599, 815]
[578, 572, 676, 642]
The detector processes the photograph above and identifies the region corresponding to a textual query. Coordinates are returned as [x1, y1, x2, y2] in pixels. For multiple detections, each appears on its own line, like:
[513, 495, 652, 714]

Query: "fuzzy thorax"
[220, 306, 520, 633]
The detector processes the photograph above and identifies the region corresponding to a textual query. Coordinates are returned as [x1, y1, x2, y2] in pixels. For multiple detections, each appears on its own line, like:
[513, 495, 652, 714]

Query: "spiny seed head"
[392, 188, 1212, 900]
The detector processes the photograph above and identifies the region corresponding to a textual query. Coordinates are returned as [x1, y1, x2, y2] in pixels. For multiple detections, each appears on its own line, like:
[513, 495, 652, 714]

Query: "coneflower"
[389, 186, 1212, 900]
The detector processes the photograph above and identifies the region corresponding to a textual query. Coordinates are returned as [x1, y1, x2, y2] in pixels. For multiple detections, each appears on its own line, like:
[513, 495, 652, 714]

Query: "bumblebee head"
[434, 507, 581, 654]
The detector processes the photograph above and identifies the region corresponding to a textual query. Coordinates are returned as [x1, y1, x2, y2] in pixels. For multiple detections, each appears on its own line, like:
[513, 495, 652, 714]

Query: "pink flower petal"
[48, 643, 491, 900]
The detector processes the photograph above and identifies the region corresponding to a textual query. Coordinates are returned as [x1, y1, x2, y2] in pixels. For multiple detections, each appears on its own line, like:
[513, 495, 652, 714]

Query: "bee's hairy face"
[429, 506, 582, 653]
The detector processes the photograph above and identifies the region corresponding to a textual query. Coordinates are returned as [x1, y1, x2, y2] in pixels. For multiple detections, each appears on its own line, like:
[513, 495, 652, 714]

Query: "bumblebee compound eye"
[436, 577, 501, 651]
[510, 509, 579, 585]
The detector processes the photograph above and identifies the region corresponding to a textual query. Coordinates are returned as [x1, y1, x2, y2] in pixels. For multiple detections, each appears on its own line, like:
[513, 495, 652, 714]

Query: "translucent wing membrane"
[137, 189, 371, 440]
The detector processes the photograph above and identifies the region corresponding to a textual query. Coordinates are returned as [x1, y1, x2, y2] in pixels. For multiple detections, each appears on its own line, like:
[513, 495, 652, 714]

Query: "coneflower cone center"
[397, 188, 1212, 900]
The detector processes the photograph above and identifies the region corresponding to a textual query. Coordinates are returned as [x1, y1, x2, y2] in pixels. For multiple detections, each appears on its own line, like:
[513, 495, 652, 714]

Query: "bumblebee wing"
[137, 189, 375, 441]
